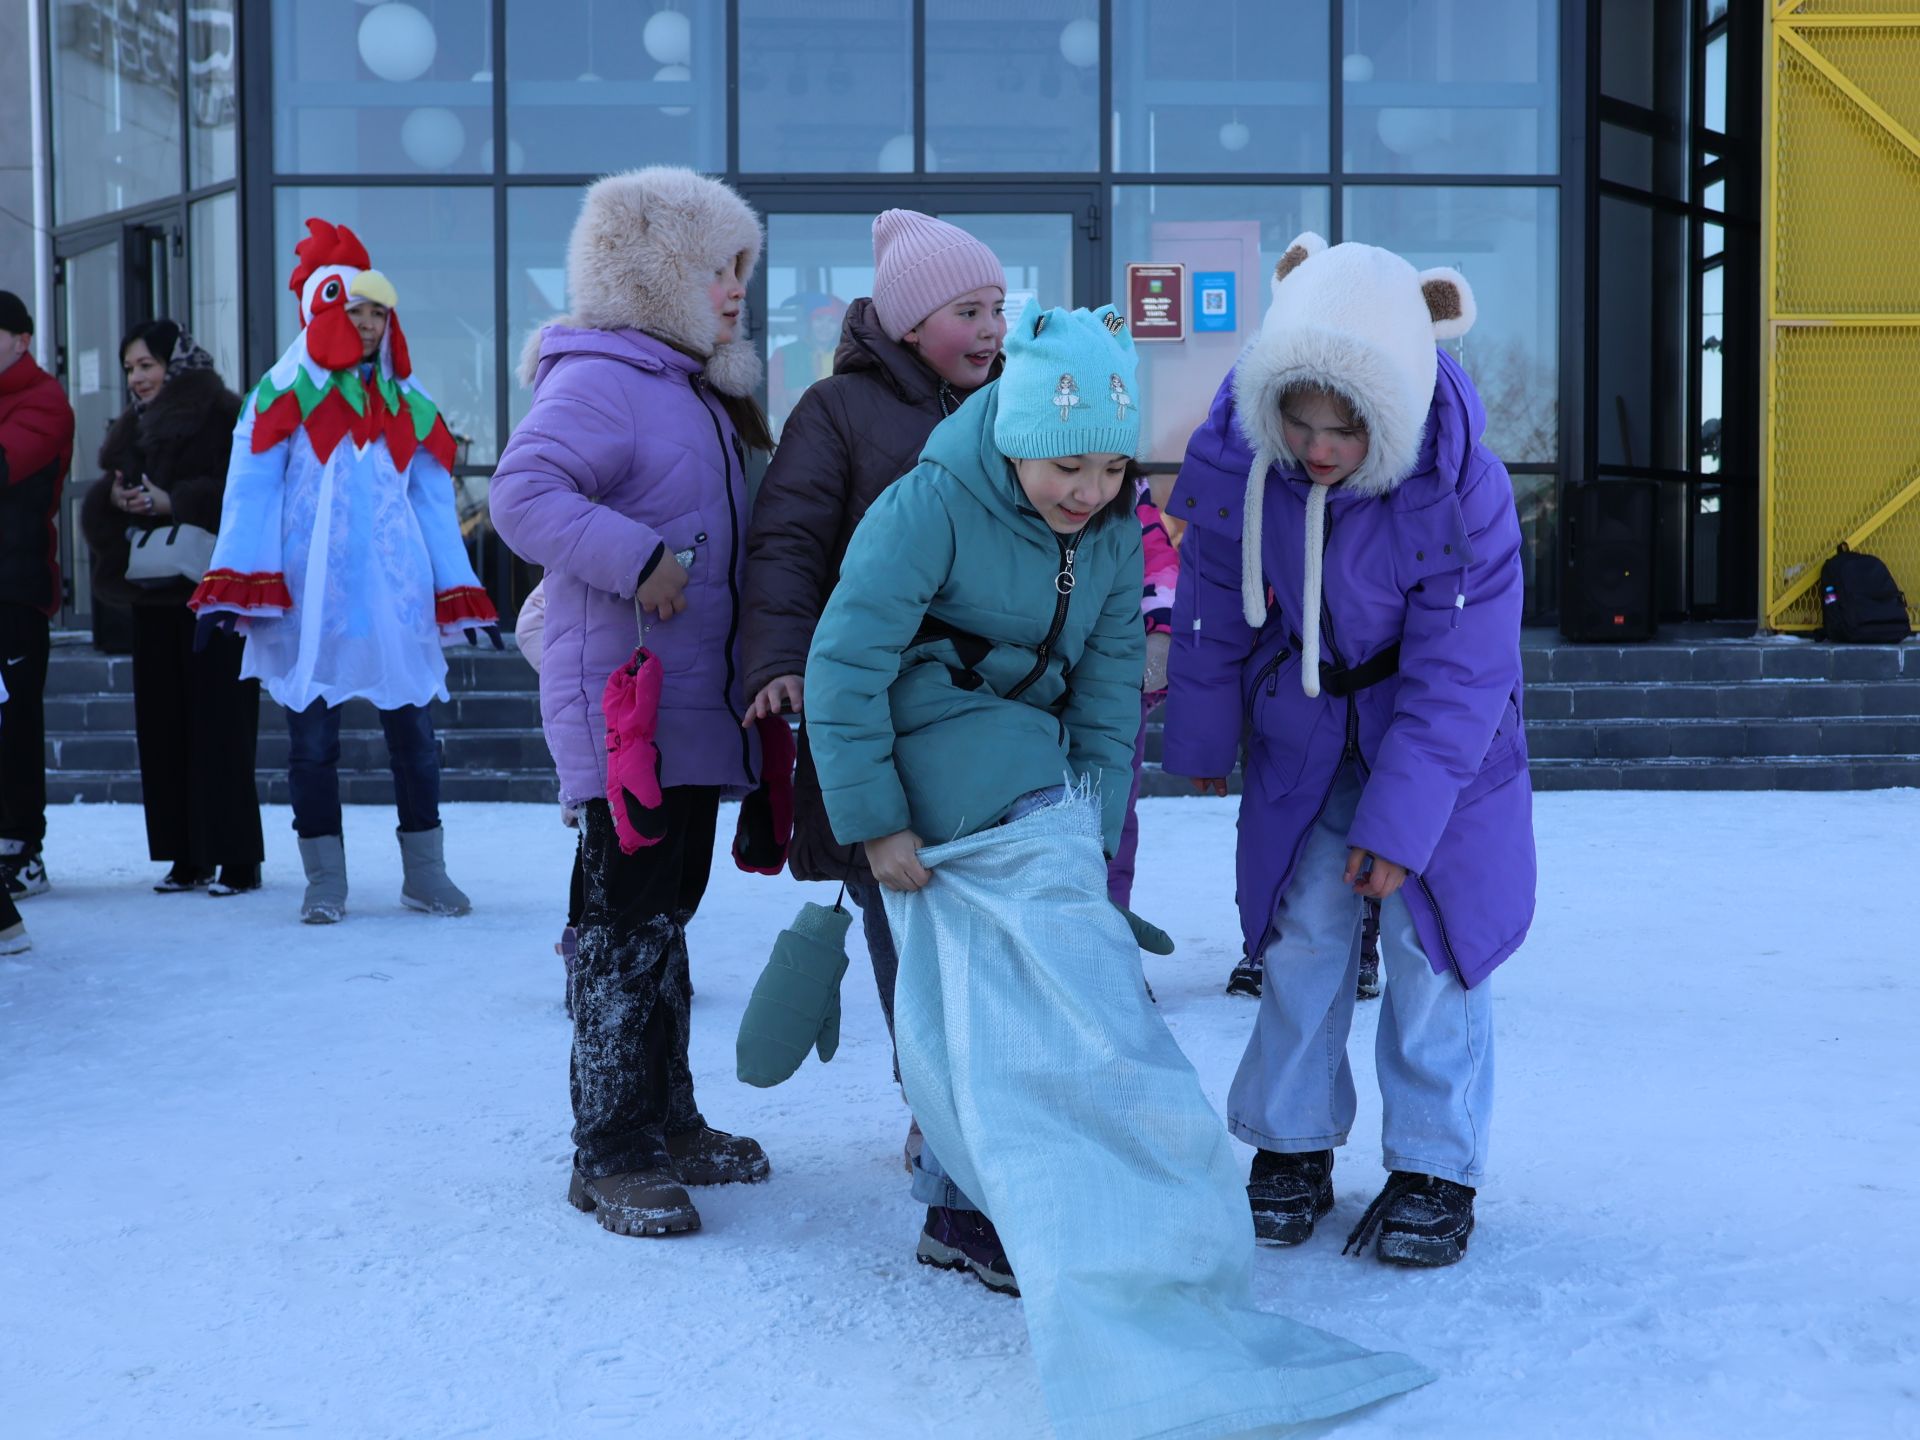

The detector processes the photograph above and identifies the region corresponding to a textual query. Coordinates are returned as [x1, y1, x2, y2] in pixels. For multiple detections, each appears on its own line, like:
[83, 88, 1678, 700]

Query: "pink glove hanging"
[602, 643, 667, 855]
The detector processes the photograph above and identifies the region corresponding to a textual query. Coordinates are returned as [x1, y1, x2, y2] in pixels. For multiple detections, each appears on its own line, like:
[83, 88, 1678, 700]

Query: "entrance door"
[739, 186, 1101, 439]
[53, 211, 184, 637]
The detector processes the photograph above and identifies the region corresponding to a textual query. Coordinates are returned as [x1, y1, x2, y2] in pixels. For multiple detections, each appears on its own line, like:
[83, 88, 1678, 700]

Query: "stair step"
[1528, 755, 1920, 791]
[1525, 716, 1920, 762]
[1519, 640, 1920, 686]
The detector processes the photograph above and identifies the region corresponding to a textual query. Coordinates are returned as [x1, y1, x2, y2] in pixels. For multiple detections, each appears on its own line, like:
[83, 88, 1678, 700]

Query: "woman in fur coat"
[83, 322, 264, 895]
[1164, 234, 1536, 1268]
[490, 167, 776, 1239]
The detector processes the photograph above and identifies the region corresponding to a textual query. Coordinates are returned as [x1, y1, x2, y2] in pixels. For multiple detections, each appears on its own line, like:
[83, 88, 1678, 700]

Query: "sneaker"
[2, 853, 49, 899]
[664, 1125, 770, 1187]
[567, 1166, 700, 1237]
[208, 864, 261, 896]
[1344, 1171, 1476, 1267]
[916, 1206, 1019, 1296]
[0, 919, 28, 954]
[1248, 1148, 1335, 1246]
[1226, 954, 1263, 998]
[154, 864, 214, 894]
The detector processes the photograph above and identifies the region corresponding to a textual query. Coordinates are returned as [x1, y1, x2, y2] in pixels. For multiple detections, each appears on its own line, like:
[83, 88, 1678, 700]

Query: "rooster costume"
[193, 219, 496, 922]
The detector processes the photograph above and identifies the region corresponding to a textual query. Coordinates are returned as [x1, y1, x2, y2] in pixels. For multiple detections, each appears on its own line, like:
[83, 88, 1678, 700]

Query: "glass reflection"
[51, 0, 185, 222]
[762, 214, 877, 438]
[1345, 186, 1559, 464]
[1113, 1, 1328, 175]
[927, 2, 1098, 173]
[506, 188, 582, 432]
[740, 0, 912, 174]
[507, 0, 725, 174]
[273, 0, 491, 176]
[1344, 0, 1557, 176]
[189, 0, 238, 185]
[190, 192, 242, 387]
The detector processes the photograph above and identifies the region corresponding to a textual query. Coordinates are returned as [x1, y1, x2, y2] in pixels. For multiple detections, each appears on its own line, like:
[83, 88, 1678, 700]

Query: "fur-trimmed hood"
[519, 167, 764, 397]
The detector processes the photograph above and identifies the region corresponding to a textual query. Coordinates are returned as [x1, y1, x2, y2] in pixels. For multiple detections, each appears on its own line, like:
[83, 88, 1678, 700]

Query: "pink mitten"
[602, 648, 667, 854]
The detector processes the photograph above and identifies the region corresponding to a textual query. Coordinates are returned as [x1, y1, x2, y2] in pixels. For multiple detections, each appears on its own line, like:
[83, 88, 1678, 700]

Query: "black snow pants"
[570, 786, 718, 1178]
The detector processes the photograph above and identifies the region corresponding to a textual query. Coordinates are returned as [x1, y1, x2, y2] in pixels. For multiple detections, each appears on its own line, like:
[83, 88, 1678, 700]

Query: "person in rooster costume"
[191, 218, 499, 924]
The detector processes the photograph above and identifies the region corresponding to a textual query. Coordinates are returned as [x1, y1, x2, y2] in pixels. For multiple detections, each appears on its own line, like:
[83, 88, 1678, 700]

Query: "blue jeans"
[1226, 765, 1494, 1186]
[285, 700, 441, 840]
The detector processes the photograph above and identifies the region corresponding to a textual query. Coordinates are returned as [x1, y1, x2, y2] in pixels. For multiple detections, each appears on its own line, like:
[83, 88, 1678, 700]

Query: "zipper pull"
[1055, 546, 1077, 595]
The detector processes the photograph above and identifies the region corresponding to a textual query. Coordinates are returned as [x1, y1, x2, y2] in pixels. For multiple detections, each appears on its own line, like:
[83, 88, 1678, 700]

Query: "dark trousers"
[570, 787, 718, 1177]
[285, 699, 441, 840]
[0, 604, 50, 851]
[131, 605, 264, 868]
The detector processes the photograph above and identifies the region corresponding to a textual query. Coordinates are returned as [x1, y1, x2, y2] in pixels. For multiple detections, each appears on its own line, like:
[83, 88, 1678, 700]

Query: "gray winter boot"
[398, 826, 471, 916]
[298, 834, 348, 924]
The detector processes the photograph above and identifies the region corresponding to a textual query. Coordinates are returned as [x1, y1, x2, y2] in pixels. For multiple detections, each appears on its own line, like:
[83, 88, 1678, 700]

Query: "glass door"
[741, 186, 1101, 439]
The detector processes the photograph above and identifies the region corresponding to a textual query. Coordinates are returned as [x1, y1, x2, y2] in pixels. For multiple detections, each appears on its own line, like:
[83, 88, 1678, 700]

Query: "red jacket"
[0, 352, 76, 616]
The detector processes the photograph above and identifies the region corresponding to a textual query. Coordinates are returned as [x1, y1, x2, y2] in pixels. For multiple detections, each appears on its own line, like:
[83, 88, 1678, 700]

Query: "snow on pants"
[1228, 764, 1495, 1188]
[884, 790, 1431, 1440]
[570, 787, 716, 1178]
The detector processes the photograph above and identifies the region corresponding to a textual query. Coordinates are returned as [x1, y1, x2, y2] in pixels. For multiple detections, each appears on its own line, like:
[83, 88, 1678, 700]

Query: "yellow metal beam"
[1786, 16, 1920, 27]
[1773, 314, 1920, 326]
[1777, 25, 1920, 166]
[1767, 468, 1920, 623]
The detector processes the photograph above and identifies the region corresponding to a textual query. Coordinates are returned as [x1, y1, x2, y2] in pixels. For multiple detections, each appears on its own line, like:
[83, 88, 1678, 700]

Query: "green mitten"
[736, 901, 853, 1088]
[1117, 905, 1176, 956]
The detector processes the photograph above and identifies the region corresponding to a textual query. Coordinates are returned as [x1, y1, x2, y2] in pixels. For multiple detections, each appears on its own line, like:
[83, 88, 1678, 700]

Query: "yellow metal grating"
[1803, 28, 1920, 150]
[1789, 1, 1920, 14]
[1769, 326, 1920, 630]
[1774, 48, 1920, 314]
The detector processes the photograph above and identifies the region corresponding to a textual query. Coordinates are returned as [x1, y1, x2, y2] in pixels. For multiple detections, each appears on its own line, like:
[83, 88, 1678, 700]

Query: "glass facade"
[40, 0, 1761, 627]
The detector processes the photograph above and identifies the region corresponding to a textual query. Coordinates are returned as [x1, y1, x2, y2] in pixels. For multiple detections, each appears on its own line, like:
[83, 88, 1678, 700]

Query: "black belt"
[1291, 634, 1401, 698]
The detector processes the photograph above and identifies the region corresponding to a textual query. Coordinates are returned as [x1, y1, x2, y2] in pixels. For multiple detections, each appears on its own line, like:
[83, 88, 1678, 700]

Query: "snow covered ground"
[5, 792, 1917, 1440]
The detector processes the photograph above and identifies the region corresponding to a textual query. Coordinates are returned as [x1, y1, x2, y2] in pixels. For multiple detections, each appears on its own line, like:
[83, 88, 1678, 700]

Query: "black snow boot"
[664, 1125, 771, 1187]
[1226, 951, 1264, 998]
[1247, 1148, 1334, 1245]
[1344, 1171, 1476, 1267]
[1356, 899, 1382, 1001]
[568, 1167, 700, 1237]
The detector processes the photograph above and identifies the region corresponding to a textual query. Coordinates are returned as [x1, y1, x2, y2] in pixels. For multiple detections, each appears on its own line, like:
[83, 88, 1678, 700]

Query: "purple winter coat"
[1163, 348, 1535, 987]
[489, 326, 759, 803]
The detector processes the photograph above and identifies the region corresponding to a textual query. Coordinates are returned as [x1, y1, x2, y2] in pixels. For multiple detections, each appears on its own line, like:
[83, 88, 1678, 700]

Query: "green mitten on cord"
[1117, 905, 1175, 956]
[736, 900, 854, 1088]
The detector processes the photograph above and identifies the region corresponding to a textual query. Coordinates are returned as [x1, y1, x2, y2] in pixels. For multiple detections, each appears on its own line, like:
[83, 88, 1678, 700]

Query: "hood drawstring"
[1240, 449, 1272, 629]
[1299, 483, 1328, 698]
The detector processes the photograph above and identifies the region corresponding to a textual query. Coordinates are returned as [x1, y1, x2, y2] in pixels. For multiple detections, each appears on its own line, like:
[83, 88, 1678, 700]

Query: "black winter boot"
[664, 1125, 770, 1186]
[1344, 1171, 1476, 1267]
[568, 1167, 700, 1237]
[1247, 1148, 1334, 1245]
[1226, 950, 1264, 998]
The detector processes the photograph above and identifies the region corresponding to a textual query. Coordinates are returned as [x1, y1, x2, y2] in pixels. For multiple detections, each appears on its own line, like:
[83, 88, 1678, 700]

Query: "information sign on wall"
[1192, 270, 1237, 333]
[1125, 263, 1186, 341]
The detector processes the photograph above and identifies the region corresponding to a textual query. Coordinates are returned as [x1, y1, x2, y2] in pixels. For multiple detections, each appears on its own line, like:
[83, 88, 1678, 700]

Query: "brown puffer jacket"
[83, 367, 243, 607]
[743, 297, 1000, 883]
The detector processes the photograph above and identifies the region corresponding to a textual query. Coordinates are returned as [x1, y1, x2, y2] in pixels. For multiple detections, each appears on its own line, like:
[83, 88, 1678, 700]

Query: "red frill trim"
[435, 586, 498, 627]
[422, 415, 458, 472]
[191, 569, 293, 613]
[253, 387, 367, 463]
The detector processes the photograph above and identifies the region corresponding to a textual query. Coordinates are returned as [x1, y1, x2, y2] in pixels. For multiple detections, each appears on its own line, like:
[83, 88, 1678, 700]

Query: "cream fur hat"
[1231, 232, 1476, 692]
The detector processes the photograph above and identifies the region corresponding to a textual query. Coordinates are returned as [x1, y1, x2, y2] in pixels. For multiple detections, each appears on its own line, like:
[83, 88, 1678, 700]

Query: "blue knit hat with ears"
[992, 304, 1142, 460]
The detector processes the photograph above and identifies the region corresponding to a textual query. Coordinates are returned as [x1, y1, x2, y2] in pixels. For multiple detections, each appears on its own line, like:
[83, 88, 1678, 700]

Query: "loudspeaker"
[1560, 479, 1656, 642]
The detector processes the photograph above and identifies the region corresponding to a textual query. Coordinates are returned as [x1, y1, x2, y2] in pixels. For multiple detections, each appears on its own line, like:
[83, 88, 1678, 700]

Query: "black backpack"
[1817, 543, 1913, 643]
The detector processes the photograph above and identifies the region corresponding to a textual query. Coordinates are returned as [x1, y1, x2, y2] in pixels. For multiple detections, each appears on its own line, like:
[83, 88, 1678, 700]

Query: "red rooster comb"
[289, 218, 373, 302]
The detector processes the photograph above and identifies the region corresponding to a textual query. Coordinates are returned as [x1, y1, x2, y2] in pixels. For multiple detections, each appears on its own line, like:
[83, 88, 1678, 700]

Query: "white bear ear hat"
[1229, 232, 1477, 695]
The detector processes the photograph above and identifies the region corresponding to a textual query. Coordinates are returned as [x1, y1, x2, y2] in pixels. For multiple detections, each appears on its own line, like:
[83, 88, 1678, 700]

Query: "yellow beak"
[348, 270, 398, 309]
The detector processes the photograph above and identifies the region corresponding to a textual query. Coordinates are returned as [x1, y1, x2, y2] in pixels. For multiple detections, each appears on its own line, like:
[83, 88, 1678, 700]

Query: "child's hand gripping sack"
[602, 647, 667, 854]
[736, 901, 853, 1087]
[732, 714, 797, 875]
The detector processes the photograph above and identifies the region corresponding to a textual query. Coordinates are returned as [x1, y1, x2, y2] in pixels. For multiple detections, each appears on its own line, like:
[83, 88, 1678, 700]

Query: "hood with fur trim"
[520, 167, 764, 397]
[1227, 232, 1478, 685]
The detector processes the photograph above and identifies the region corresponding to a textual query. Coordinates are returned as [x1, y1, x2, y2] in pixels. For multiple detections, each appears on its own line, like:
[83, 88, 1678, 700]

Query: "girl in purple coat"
[490, 168, 775, 1239]
[1163, 233, 1536, 1268]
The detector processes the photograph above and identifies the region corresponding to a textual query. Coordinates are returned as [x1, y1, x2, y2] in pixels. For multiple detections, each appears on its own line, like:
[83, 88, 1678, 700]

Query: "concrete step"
[1525, 715, 1920, 762]
[1518, 638, 1920, 685]
[1528, 755, 1920, 791]
[48, 769, 562, 807]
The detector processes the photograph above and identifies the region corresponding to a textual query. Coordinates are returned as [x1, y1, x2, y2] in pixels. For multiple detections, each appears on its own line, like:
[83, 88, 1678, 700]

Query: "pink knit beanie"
[870, 210, 1005, 342]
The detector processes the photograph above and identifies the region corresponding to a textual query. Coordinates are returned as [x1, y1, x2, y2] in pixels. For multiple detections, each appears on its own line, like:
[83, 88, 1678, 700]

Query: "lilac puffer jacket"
[490, 326, 759, 803]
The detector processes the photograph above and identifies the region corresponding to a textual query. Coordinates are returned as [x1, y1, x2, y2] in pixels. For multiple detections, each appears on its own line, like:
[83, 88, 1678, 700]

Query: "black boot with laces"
[1344, 1170, 1476, 1267]
[1247, 1148, 1334, 1245]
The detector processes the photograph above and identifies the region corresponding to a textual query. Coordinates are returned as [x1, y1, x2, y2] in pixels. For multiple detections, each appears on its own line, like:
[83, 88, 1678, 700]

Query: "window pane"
[1345, 185, 1559, 464]
[273, 0, 492, 175]
[1599, 122, 1654, 190]
[939, 211, 1076, 330]
[189, 0, 238, 185]
[1113, 1, 1328, 175]
[51, 0, 184, 222]
[739, 0, 912, 174]
[927, 2, 1098, 172]
[1111, 185, 1332, 463]
[190, 192, 242, 387]
[1595, 194, 1686, 472]
[506, 187, 582, 432]
[761, 214, 877, 438]
[274, 187, 498, 463]
[1513, 472, 1557, 621]
[1700, 264, 1723, 474]
[1704, 33, 1727, 135]
[507, 0, 725, 174]
[1344, 0, 1557, 175]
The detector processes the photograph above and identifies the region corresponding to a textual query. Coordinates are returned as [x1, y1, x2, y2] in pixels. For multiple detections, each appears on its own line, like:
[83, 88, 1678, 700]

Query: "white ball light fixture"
[654, 64, 692, 117]
[1342, 53, 1375, 84]
[1219, 119, 1250, 152]
[357, 2, 437, 83]
[877, 133, 915, 173]
[1059, 17, 1099, 69]
[400, 106, 465, 170]
[643, 8, 692, 66]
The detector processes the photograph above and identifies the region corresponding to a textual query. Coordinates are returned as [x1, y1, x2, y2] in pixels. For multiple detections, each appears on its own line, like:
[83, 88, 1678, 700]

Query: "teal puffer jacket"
[805, 382, 1145, 857]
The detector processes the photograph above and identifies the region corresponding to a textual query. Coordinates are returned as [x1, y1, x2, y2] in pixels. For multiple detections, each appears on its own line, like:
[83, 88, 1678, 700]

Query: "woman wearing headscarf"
[83, 321, 264, 895]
